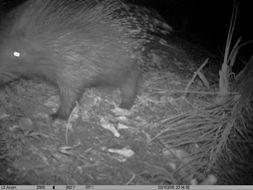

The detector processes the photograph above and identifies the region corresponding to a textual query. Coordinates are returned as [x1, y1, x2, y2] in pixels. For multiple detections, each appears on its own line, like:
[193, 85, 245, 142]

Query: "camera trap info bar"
[1, 185, 253, 190]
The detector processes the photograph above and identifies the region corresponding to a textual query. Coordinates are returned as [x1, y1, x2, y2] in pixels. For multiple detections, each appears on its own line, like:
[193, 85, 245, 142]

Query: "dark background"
[137, 0, 252, 59]
[1, 0, 252, 60]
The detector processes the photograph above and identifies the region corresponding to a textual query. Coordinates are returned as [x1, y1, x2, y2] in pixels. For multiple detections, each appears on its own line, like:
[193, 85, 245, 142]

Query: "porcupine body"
[0, 0, 172, 119]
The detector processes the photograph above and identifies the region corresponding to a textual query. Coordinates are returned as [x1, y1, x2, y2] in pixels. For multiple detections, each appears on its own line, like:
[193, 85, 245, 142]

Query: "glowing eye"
[13, 51, 21, 57]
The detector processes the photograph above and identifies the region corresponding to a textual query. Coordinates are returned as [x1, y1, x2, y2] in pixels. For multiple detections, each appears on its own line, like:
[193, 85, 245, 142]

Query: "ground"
[0, 41, 221, 185]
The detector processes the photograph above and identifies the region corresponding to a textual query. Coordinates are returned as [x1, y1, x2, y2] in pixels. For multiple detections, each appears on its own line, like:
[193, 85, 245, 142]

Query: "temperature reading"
[66, 185, 75, 189]
[85, 186, 94, 190]
[36, 185, 45, 190]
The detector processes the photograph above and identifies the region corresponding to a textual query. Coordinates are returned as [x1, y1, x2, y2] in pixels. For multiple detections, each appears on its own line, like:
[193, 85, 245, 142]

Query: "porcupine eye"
[7, 48, 25, 66]
[13, 51, 21, 58]
[10, 49, 24, 62]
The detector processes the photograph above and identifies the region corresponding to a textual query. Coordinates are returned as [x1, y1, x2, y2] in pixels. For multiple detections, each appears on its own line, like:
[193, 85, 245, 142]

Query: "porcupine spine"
[0, 0, 173, 119]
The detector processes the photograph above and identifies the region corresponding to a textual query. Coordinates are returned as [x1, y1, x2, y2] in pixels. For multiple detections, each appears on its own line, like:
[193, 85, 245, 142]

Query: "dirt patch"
[0, 63, 220, 185]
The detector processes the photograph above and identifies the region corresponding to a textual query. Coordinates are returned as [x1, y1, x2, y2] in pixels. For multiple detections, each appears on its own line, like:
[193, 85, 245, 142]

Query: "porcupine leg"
[51, 87, 81, 120]
[51, 77, 83, 120]
[119, 69, 139, 109]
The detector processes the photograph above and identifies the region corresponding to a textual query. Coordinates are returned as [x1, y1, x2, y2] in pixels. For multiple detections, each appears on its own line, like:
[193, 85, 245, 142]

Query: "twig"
[125, 173, 136, 185]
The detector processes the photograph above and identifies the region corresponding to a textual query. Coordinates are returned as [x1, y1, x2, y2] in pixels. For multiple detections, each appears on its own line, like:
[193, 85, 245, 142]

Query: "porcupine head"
[0, 0, 140, 120]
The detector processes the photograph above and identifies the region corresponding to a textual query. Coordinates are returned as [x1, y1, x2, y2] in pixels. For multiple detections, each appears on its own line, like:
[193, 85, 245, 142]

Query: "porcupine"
[0, 0, 173, 120]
